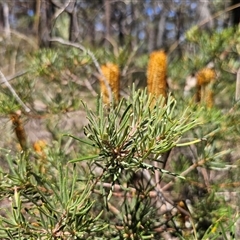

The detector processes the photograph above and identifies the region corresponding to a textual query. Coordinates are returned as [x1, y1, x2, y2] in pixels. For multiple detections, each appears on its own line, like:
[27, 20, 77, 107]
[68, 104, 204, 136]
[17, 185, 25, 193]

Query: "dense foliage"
[0, 2, 240, 239]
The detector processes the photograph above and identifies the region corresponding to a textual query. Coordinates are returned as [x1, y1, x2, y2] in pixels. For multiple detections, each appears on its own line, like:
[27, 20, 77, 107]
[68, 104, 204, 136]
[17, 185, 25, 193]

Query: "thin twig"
[10, 29, 38, 49]
[162, 158, 206, 191]
[141, 169, 190, 216]
[142, 169, 165, 204]
[95, 181, 190, 217]
[52, 0, 71, 21]
[0, 70, 28, 85]
[50, 37, 113, 102]
[235, 68, 240, 101]
[198, 3, 240, 29]
[61, 68, 98, 96]
[169, 3, 240, 54]
[0, 70, 31, 112]
[122, 43, 142, 76]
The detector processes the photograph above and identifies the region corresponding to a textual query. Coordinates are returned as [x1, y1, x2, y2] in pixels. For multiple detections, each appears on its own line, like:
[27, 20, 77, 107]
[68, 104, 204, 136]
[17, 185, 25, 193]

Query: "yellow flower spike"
[147, 50, 167, 101]
[33, 140, 47, 174]
[196, 68, 216, 86]
[100, 63, 120, 105]
[196, 68, 216, 107]
[33, 140, 47, 154]
[205, 89, 214, 108]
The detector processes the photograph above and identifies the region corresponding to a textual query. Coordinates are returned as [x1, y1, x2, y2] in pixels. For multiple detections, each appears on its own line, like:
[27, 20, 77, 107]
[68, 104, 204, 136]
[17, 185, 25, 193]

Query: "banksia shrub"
[147, 50, 167, 100]
[100, 63, 120, 105]
[196, 68, 216, 106]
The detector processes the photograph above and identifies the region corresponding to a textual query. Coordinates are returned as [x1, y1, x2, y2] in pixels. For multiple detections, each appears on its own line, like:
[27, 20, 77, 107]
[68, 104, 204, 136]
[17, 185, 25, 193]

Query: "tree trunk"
[156, 9, 167, 49]
[197, 1, 213, 30]
[0, 4, 3, 31]
[89, 19, 96, 46]
[2, 3, 10, 39]
[69, 1, 79, 42]
[38, 0, 54, 48]
[236, 68, 240, 101]
[104, 0, 111, 46]
[231, 0, 240, 25]
[147, 23, 156, 53]
[33, 0, 41, 36]
[116, 9, 124, 46]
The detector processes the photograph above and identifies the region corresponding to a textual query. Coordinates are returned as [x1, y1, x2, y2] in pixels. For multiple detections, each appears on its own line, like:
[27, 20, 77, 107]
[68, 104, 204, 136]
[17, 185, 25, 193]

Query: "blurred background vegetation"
[0, 0, 240, 239]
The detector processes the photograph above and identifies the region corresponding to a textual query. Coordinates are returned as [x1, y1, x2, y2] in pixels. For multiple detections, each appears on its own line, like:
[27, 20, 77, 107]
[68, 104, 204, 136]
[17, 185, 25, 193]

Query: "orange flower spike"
[33, 140, 47, 154]
[147, 50, 167, 99]
[196, 68, 216, 106]
[100, 63, 120, 105]
[196, 68, 216, 86]
[205, 90, 214, 108]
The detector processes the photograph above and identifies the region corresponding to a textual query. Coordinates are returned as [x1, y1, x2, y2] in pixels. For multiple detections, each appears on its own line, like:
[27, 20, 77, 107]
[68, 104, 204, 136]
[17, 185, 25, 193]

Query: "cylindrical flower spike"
[147, 50, 167, 100]
[196, 68, 216, 86]
[196, 68, 216, 106]
[100, 63, 120, 105]
[10, 111, 28, 151]
[205, 89, 214, 108]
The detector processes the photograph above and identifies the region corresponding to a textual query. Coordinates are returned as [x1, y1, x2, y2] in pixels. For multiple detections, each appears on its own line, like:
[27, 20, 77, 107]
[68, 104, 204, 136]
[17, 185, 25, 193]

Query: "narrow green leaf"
[63, 134, 94, 146]
[69, 155, 99, 163]
[176, 138, 203, 146]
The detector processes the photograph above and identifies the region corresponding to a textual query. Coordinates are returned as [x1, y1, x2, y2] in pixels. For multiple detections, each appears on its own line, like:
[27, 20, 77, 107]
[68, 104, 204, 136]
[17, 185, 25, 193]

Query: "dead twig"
[0, 70, 30, 112]
[0, 70, 28, 85]
[162, 158, 206, 191]
[95, 181, 191, 217]
[169, 3, 240, 54]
